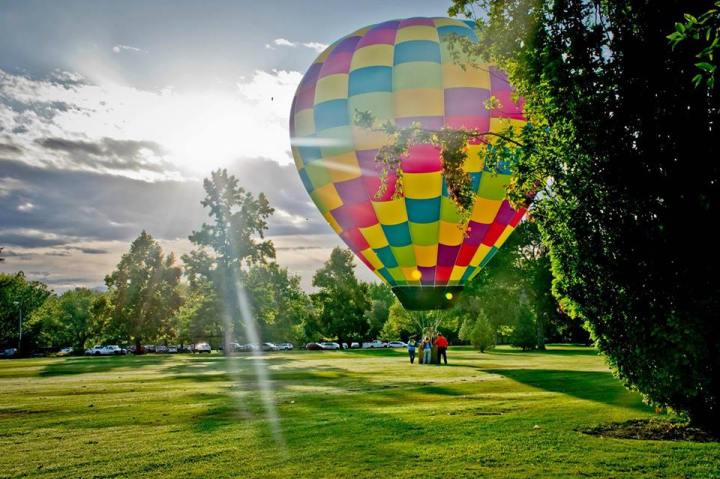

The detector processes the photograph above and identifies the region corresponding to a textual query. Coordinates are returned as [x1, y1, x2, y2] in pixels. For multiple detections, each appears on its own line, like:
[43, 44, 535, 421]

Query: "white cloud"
[273, 38, 296, 47]
[301, 42, 328, 53]
[0, 68, 302, 180]
[112, 44, 147, 54]
[17, 202, 34, 212]
[267, 38, 328, 53]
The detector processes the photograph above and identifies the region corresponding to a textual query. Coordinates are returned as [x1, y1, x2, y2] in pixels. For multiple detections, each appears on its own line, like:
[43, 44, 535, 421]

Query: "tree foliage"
[449, 0, 720, 429]
[668, 2, 720, 88]
[459, 310, 495, 352]
[242, 263, 314, 343]
[105, 231, 183, 349]
[0, 272, 51, 352]
[183, 168, 276, 345]
[27, 288, 103, 351]
[312, 247, 371, 345]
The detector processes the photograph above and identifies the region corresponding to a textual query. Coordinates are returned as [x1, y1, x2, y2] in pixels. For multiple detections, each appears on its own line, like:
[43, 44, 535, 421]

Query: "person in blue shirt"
[407, 336, 418, 364]
[422, 336, 432, 365]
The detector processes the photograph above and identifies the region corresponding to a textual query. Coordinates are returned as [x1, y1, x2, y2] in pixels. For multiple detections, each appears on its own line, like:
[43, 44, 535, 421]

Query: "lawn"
[0, 346, 718, 478]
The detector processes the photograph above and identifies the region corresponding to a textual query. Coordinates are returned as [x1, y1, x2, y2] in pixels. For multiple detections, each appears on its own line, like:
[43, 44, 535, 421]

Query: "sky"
[0, 0, 452, 292]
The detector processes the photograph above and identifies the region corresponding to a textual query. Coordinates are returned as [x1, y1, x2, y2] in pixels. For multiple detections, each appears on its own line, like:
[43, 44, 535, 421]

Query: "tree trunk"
[135, 337, 142, 354]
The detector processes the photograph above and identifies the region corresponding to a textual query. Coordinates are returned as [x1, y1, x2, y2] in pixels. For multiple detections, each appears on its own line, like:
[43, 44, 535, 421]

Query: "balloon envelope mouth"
[392, 286, 464, 311]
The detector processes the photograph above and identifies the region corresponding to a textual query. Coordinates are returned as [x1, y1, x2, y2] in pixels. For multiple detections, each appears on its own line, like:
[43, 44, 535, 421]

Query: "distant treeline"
[0, 170, 586, 355]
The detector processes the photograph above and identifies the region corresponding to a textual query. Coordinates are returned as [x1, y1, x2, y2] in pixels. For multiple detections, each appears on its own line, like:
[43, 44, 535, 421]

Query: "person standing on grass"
[407, 336, 418, 364]
[435, 332, 449, 365]
[422, 336, 432, 365]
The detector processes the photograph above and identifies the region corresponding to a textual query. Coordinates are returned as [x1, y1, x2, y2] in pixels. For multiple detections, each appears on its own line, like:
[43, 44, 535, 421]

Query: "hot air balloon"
[290, 17, 527, 310]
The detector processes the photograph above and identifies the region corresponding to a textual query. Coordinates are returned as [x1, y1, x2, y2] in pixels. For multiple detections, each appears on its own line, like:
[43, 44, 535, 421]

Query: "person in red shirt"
[434, 332, 449, 365]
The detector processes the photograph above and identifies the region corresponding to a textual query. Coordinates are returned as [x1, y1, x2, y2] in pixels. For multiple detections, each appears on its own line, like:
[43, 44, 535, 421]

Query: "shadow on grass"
[40, 354, 171, 377]
[339, 348, 405, 357]
[489, 345, 598, 357]
[485, 368, 650, 413]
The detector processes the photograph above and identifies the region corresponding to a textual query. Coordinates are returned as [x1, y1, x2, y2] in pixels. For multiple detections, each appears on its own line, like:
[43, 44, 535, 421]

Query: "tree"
[0, 272, 52, 353]
[449, 0, 720, 430]
[668, 3, 720, 88]
[105, 231, 183, 351]
[459, 310, 495, 352]
[173, 281, 223, 347]
[27, 288, 103, 351]
[242, 263, 313, 342]
[312, 247, 371, 347]
[510, 305, 537, 351]
[183, 169, 275, 347]
[381, 301, 415, 341]
[365, 283, 395, 339]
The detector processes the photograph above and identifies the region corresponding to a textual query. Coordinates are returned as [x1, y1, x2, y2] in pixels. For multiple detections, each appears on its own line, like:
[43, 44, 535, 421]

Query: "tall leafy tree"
[183, 169, 275, 345]
[242, 263, 313, 342]
[105, 231, 183, 351]
[312, 247, 371, 347]
[449, 0, 720, 429]
[27, 288, 103, 351]
[0, 272, 51, 352]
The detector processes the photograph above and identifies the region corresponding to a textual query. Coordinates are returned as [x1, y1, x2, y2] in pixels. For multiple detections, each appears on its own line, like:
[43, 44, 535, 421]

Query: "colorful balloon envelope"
[290, 17, 527, 310]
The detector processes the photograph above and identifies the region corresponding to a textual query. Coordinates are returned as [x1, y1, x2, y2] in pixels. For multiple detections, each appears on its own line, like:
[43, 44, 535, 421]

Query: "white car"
[387, 341, 407, 348]
[85, 345, 125, 356]
[343, 342, 360, 349]
[57, 347, 74, 356]
[362, 340, 387, 349]
[276, 342, 294, 351]
[319, 342, 341, 350]
[193, 342, 212, 353]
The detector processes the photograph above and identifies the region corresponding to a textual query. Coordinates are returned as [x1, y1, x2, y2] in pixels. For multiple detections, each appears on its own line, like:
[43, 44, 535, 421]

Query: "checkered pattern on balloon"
[290, 17, 527, 310]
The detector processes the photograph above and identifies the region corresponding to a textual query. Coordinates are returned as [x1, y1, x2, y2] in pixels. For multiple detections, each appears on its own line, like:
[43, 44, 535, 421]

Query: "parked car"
[156, 345, 169, 353]
[193, 342, 212, 353]
[167, 346, 178, 353]
[144, 344, 156, 353]
[319, 342, 341, 350]
[262, 342, 278, 351]
[362, 340, 387, 349]
[345, 342, 360, 349]
[276, 342, 294, 351]
[85, 345, 125, 356]
[178, 345, 192, 353]
[57, 346, 74, 356]
[305, 342, 323, 350]
[2, 348, 18, 358]
[387, 341, 407, 348]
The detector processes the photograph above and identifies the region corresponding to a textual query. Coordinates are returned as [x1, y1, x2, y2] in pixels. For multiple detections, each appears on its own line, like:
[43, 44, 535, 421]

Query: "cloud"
[0, 156, 327, 248]
[36, 137, 170, 173]
[0, 229, 77, 248]
[301, 42, 328, 53]
[266, 38, 328, 53]
[112, 44, 147, 54]
[273, 38, 296, 47]
[0, 68, 302, 181]
[0, 142, 22, 155]
[0, 68, 379, 291]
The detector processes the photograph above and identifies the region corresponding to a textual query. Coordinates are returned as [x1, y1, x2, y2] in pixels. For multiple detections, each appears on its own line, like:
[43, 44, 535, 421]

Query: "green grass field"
[1, 345, 718, 478]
